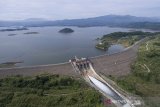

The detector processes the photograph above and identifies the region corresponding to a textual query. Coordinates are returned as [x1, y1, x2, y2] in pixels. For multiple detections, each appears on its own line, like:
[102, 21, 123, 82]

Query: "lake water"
[0, 26, 133, 66]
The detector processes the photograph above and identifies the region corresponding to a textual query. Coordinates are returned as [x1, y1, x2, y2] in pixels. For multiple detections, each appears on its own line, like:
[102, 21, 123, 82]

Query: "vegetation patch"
[0, 74, 103, 107]
[95, 42, 110, 51]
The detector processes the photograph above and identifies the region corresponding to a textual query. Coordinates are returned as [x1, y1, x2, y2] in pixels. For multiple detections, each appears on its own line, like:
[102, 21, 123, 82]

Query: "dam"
[0, 38, 144, 78]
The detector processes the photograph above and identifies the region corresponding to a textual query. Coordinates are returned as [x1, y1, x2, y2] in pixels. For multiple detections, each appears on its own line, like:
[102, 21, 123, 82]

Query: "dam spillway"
[88, 76, 124, 101]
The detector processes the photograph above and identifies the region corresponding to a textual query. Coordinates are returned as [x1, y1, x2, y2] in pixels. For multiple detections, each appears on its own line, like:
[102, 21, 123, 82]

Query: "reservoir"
[0, 26, 143, 66]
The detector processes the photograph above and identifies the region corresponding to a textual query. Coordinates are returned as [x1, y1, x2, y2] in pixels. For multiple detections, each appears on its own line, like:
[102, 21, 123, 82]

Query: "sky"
[0, 0, 160, 20]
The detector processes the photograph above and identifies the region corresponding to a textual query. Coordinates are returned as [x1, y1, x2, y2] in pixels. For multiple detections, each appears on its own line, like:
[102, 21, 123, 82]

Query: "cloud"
[0, 0, 160, 20]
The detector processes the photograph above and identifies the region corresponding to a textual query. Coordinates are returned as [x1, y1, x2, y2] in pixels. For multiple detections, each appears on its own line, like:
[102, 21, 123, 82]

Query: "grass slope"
[112, 35, 160, 107]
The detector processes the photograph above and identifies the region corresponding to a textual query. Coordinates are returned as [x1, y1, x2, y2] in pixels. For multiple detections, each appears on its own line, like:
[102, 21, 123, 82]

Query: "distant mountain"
[0, 15, 160, 30]
[51, 15, 160, 27]
[24, 18, 48, 21]
[123, 22, 160, 30]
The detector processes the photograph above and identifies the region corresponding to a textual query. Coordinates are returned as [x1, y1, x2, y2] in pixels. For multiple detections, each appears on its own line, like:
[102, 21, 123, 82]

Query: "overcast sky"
[0, 0, 160, 20]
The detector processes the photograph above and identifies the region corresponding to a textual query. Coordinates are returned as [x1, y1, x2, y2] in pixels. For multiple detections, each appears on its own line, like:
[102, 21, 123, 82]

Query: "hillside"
[0, 74, 103, 107]
[110, 35, 160, 107]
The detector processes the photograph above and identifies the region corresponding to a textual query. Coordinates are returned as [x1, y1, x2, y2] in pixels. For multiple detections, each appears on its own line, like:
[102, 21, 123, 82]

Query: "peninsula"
[95, 31, 157, 51]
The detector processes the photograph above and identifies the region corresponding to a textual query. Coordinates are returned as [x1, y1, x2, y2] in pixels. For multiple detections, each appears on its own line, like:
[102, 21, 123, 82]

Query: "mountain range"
[0, 15, 160, 30]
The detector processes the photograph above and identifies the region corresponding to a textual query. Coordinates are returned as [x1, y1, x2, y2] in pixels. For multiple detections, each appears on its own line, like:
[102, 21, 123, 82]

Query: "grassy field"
[111, 35, 160, 107]
[0, 74, 104, 107]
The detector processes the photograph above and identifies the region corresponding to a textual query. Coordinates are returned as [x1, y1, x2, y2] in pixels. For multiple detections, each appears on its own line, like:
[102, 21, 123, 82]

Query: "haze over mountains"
[0, 15, 160, 30]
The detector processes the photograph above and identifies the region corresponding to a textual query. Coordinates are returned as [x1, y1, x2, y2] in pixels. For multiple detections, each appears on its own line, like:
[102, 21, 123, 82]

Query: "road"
[146, 42, 149, 51]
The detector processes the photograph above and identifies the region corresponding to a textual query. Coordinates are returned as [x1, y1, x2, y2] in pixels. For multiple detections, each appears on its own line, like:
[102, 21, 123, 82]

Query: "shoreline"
[0, 61, 70, 70]
[0, 36, 146, 70]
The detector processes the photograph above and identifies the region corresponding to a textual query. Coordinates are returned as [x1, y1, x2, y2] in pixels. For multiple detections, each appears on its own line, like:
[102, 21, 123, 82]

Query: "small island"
[59, 28, 74, 33]
[8, 34, 17, 36]
[0, 61, 23, 68]
[24, 32, 39, 34]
